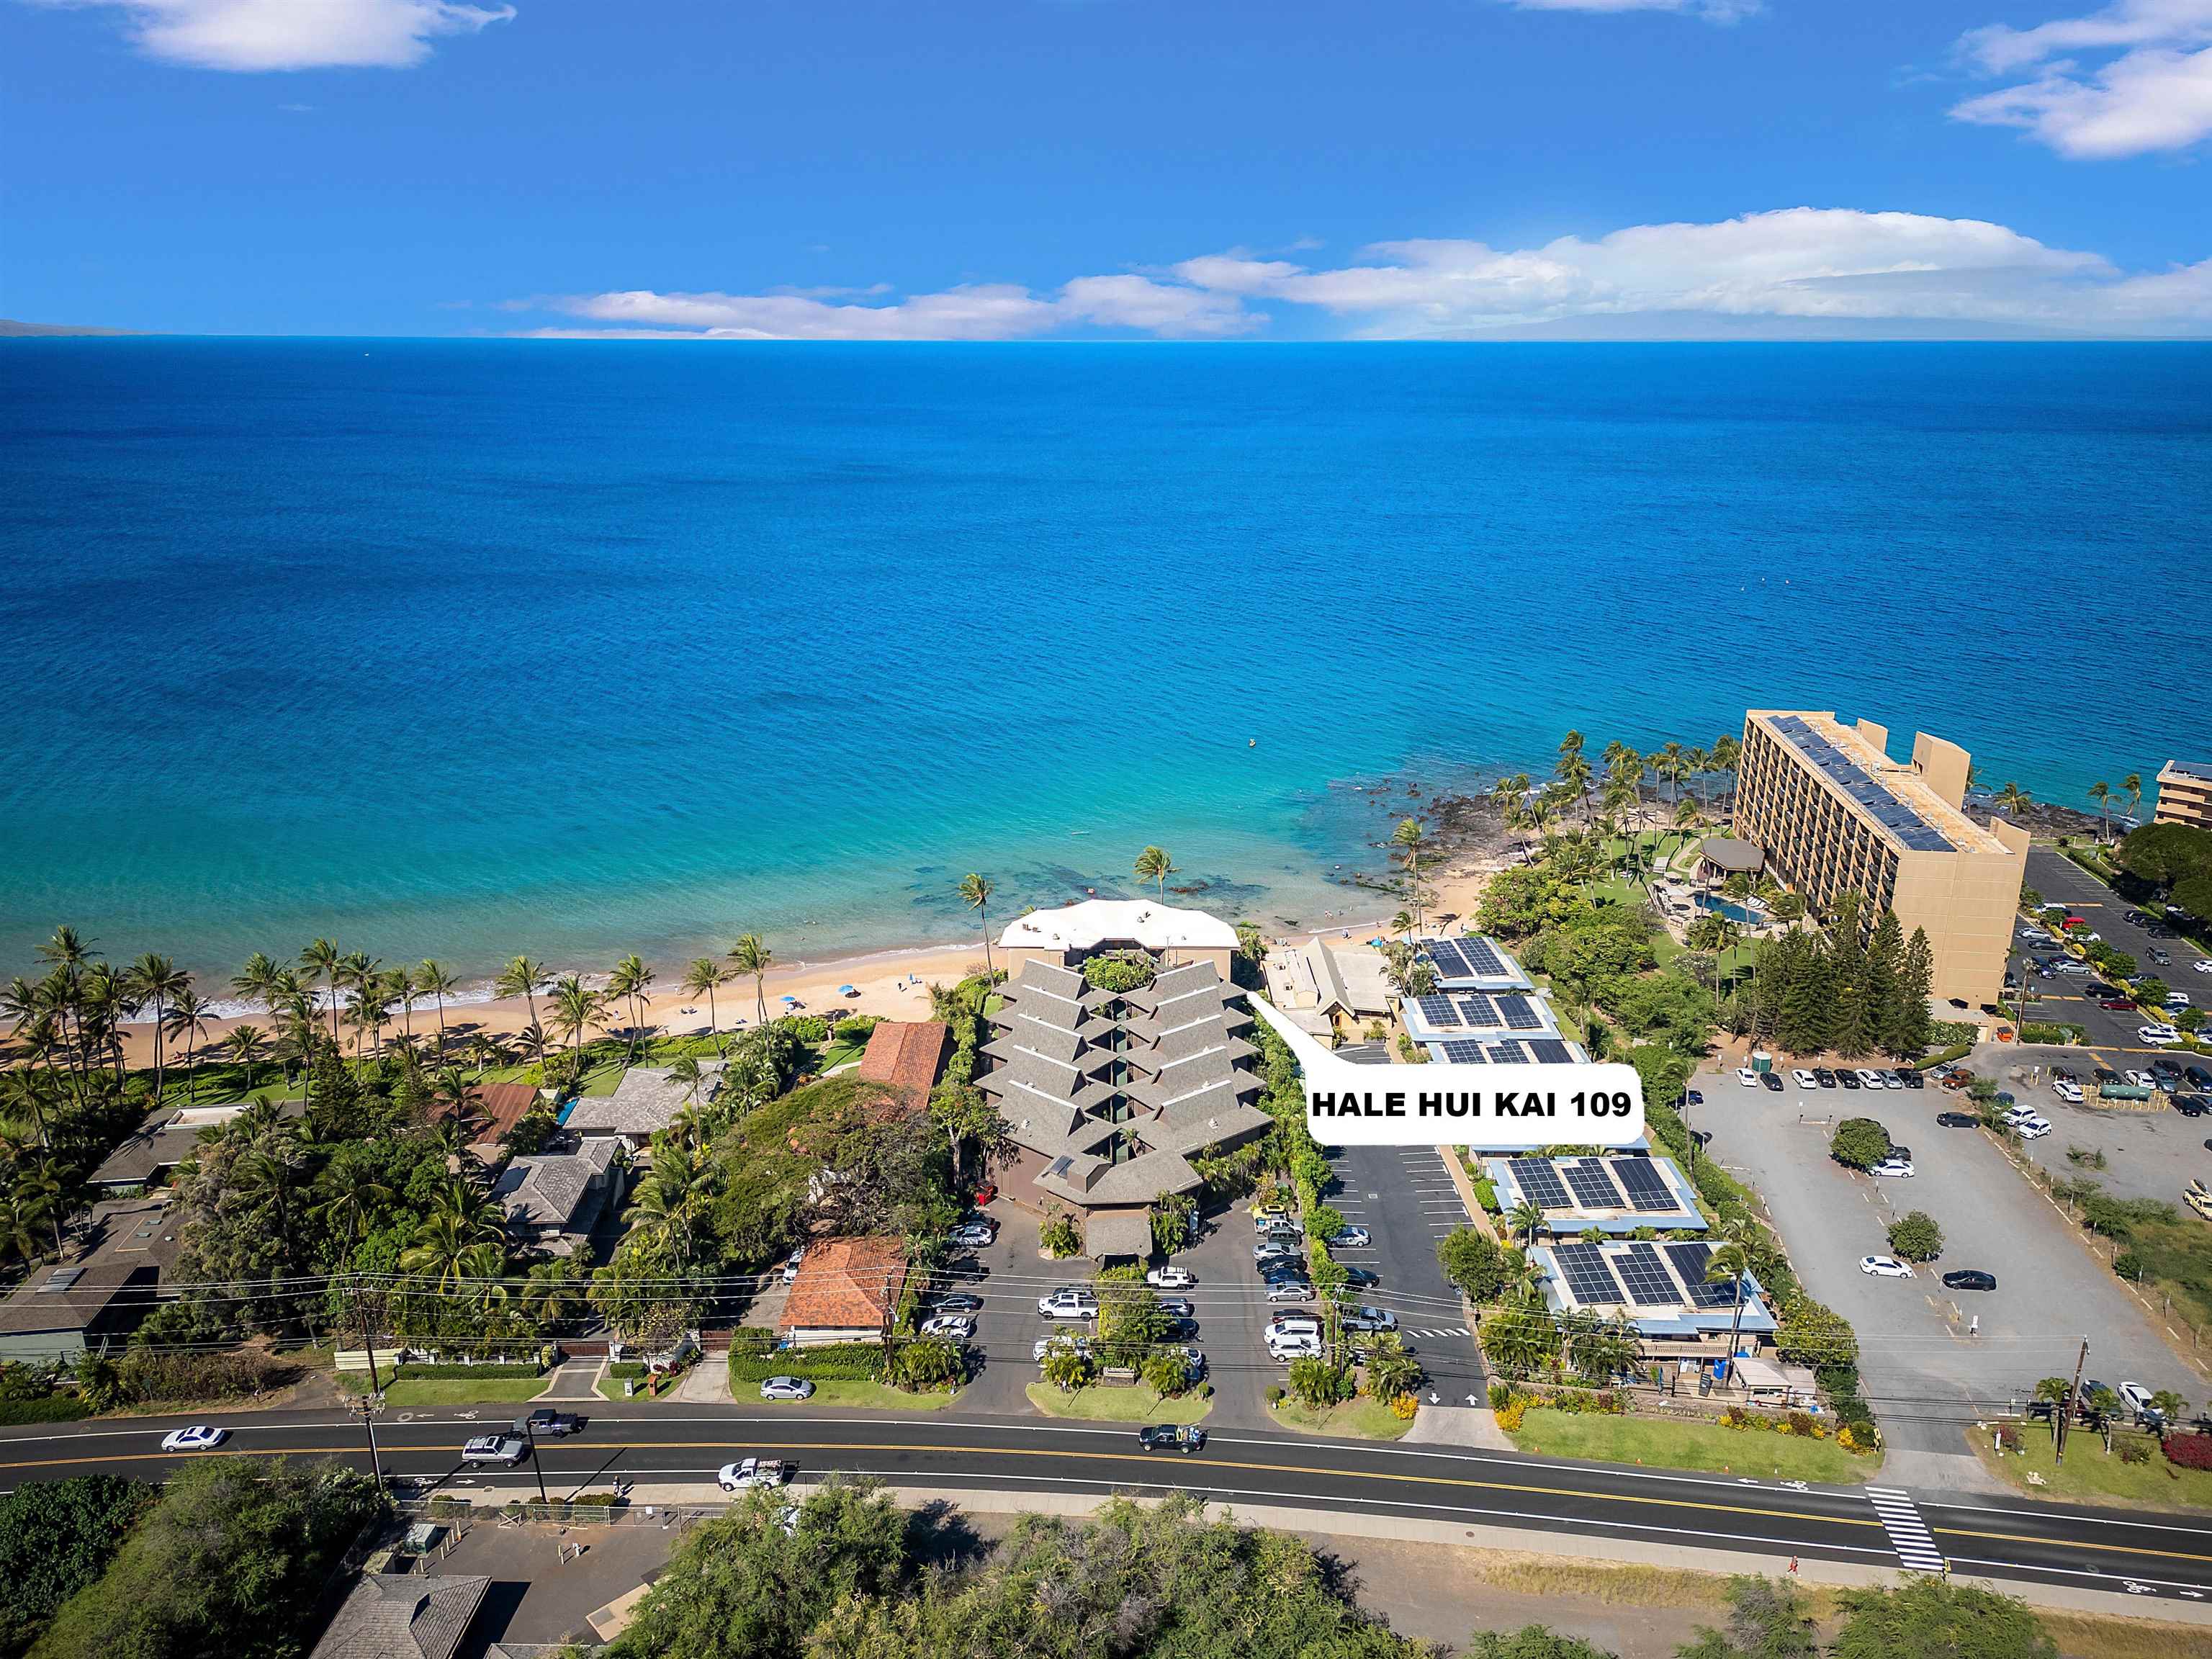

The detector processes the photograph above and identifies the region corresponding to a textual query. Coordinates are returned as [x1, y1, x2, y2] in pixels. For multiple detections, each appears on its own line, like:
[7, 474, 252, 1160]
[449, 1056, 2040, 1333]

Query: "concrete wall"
[1910, 732, 1972, 811]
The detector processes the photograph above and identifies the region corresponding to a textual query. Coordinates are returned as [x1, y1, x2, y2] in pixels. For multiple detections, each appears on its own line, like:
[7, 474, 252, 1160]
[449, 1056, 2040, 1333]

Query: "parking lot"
[2009, 846, 2209, 1061]
[1957, 1044, 2212, 1208]
[1325, 1141, 1488, 1404]
[1697, 1064, 2205, 1458]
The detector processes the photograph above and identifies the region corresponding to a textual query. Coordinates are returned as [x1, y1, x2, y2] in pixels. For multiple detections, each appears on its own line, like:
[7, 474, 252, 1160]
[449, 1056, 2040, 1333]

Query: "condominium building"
[2154, 760, 2212, 831]
[1733, 711, 2029, 1007]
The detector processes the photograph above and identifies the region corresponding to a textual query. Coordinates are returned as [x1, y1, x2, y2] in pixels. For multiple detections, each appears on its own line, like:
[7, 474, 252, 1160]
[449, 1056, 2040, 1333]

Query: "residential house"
[561, 1063, 721, 1149]
[490, 1139, 620, 1256]
[854, 1020, 950, 1112]
[0, 1196, 181, 1363]
[309, 1572, 492, 1659]
[778, 1236, 908, 1346]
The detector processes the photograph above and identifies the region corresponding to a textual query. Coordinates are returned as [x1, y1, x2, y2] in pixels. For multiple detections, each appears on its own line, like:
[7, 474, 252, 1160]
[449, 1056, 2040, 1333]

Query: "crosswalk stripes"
[1405, 1326, 1471, 1339]
[1863, 1486, 1946, 1573]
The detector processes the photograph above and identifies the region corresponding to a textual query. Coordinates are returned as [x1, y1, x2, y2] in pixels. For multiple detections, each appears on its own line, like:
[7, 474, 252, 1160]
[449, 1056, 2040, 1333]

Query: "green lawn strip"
[1267, 1395, 1413, 1441]
[1024, 1382, 1210, 1424]
[1967, 1425, 2212, 1514]
[755, 1380, 964, 1412]
[1503, 1409, 1871, 1483]
[369, 1376, 549, 1409]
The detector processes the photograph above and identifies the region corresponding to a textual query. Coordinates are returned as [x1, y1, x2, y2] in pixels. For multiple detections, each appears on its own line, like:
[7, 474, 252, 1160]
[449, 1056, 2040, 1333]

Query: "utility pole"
[2056, 1337, 2089, 1464]
[353, 1394, 387, 1497]
[515, 1416, 549, 1507]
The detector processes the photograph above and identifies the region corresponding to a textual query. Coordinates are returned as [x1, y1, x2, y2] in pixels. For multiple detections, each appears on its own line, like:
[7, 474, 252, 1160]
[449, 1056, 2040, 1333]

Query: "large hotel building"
[2154, 760, 2212, 831]
[1733, 711, 2028, 1007]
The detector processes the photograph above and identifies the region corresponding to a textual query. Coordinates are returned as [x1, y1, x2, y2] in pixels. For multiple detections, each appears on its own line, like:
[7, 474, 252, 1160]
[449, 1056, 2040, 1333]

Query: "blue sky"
[6, 0, 2209, 337]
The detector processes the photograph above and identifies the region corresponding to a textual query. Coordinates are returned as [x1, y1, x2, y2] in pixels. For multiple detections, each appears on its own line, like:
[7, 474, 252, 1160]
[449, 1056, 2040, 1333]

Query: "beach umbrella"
[837, 984, 858, 996]
[781, 994, 799, 1005]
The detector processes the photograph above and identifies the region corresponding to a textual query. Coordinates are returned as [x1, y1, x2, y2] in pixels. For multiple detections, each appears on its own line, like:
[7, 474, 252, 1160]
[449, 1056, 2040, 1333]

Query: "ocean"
[4, 340, 2208, 986]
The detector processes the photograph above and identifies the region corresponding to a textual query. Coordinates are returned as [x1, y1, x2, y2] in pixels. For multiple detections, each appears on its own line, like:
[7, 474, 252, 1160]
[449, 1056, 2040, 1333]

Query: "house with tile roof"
[778, 1236, 908, 1346]
[433, 1082, 541, 1149]
[490, 1139, 621, 1255]
[310, 1572, 490, 1659]
[855, 1020, 950, 1110]
[977, 945, 1271, 1246]
[562, 1063, 723, 1148]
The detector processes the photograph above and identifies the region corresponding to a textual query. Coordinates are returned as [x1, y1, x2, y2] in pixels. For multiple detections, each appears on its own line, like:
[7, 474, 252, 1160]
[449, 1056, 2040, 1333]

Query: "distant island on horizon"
[0, 318, 142, 337]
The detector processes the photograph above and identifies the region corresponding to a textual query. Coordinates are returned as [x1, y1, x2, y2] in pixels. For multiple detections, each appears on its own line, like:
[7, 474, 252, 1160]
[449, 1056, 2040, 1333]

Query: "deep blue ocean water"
[4, 341, 2208, 985]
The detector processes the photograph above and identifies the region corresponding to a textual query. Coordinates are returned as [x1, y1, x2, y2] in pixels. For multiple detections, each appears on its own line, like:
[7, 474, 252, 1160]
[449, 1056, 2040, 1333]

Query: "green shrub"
[0, 1396, 91, 1426]
[1886, 1212, 1944, 1263]
[389, 1361, 543, 1381]
[729, 1343, 882, 1384]
[1830, 1118, 1892, 1171]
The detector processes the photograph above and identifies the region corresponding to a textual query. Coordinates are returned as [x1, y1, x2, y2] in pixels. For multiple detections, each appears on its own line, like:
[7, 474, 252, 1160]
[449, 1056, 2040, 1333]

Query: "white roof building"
[998, 899, 1239, 958]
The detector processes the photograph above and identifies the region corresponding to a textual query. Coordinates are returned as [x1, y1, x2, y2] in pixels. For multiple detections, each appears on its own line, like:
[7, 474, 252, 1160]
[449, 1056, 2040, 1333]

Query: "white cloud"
[1951, 0, 2212, 156]
[31, 0, 514, 70]
[517, 209, 2212, 341]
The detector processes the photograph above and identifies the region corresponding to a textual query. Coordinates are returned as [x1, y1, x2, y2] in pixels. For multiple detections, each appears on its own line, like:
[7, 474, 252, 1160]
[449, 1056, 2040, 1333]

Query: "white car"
[1033, 1333, 1090, 1362]
[1854, 1069, 1887, 1089]
[2053, 1081, 2084, 1103]
[1036, 1288, 1099, 1320]
[2139, 1025, 2182, 1046]
[947, 1223, 996, 1247]
[781, 1247, 805, 1285]
[1146, 1264, 1195, 1290]
[758, 1375, 815, 1401]
[462, 1434, 530, 1465]
[1326, 1226, 1372, 1248]
[1267, 1334, 1325, 1362]
[717, 1457, 792, 1491]
[2014, 1115, 2052, 1139]
[160, 1425, 229, 1452]
[2194, 959, 2212, 975]
[920, 1314, 974, 1341]
[1791, 1068, 1820, 1090]
[1251, 1205, 1299, 1232]
[2125, 1069, 2155, 1089]
[2119, 1380, 2157, 1421]
[1859, 1255, 1915, 1279]
[1870, 1158, 1916, 1178]
[1736, 1066, 1759, 1087]
[1267, 1313, 1322, 1338]
[2166, 992, 2192, 1008]
[2056, 962, 2092, 976]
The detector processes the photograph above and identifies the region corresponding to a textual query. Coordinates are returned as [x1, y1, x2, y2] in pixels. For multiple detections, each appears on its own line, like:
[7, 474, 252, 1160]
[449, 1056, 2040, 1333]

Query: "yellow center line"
[12, 1437, 2208, 1566]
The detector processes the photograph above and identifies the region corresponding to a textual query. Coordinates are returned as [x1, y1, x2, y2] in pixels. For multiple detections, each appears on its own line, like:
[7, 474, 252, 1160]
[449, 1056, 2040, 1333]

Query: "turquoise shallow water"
[4, 341, 2208, 984]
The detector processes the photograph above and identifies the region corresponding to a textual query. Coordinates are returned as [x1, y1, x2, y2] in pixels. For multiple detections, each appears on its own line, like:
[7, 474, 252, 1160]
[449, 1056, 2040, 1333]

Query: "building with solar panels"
[1483, 1154, 1704, 1235]
[1734, 711, 2029, 1007]
[1529, 1238, 1778, 1356]
[1401, 936, 1590, 1064]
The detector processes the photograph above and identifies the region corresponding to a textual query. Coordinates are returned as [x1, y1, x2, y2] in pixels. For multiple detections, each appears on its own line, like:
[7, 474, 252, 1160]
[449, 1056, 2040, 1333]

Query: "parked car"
[2195, 958, 2212, 975]
[1854, 1069, 1887, 1089]
[2053, 1081, 2085, 1103]
[2015, 1115, 2052, 1139]
[462, 1435, 530, 1466]
[160, 1425, 229, 1452]
[920, 1314, 974, 1341]
[1791, 1068, 1819, 1090]
[1138, 1424, 1208, 1454]
[2119, 1381, 2155, 1422]
[1146, 1264, 1196, 1290]
[1033, 1333, 1090, 1362]
[932, 1292, 983, 1314]
[1267, 1333, 1324, 1361]
[1686, 1089, 1704, 1106]
[1736, 1066, 1759, 1087]
[2099, 998, 2137, 1011]
[1813, 1069, 1838, 1088]
[718, 1457, 793, 1491]
[2139, 1025, 2182, 1046]
[1836, 1070, 1862, 1091]
[1037, 1288, 1100, 1319]
[1869, 1157, 1916, 1178]
[2187, 1065, 2212, 1090]
[969, 1181, 998, 1208]
[1337, 1265, 1381, 1289]
[1251, 1204, 1298, 1231]
[1326, 1226, 1372, 1248]
[1267, 1312, 1322, 1336]
[2172, 1093, 2209, 1118]
[525, 1409, 585, 1437]
[1936, 1111, 1979, 1128]
[781, 1247, 805, 1285]
[1761, 1071, 1784, 1092]
[2167, 992, 2192, 1009]
[1266, 1280, 1315, 1303]
[1254, 1242, 1303, 1266]
[1156, 1296, 1196, 1318]
[1338, 1305, 1398, 1332]
[1261, 1262, 1310, 1285]
[948, 1222, 996, 1248]
[2126, 1069, 2156, 1089]
[1898, 1069, 1925, 1090]
[1859, 1255, 1914, 1278]
[1942, 1269, 1997, 1292]
[759, 1375, 816, 1401]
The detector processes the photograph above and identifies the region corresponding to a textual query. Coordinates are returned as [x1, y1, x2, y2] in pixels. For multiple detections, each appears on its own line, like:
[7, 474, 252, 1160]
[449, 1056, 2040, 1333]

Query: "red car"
[2100, 997, 2136, 1011]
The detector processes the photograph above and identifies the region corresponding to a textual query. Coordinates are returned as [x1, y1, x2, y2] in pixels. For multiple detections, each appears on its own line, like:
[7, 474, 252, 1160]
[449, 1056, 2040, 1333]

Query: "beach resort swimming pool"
[1693, 893, 1765, 926]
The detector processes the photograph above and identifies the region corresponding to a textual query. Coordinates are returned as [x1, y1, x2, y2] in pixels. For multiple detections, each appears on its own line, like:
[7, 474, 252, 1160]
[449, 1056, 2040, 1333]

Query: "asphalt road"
[4, 1406, 2208, 1604]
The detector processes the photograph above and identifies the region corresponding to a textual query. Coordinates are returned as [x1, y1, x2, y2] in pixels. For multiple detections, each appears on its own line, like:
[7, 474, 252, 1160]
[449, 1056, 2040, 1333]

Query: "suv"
[1338, 1305, 1398, 1332]
[525, 1409, 585, 1437]
[1036, 1287, 1100, 1320]
[462, 1434, 529, 1465]
[1267, 1332, 1324, 1362]
[2186, 1066, 2212, 1092]
[1812, 1068, 1838, 1088]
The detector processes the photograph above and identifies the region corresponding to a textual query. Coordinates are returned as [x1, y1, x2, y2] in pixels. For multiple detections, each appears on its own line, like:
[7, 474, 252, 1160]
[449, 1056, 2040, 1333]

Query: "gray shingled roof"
[493, 1139, 617, 1235]
[310, 1573, 490, 1659]
[562, 1064, 723, 1138]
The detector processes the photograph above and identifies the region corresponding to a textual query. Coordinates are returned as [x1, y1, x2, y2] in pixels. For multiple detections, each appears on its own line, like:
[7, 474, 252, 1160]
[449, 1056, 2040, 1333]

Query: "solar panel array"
[1439, 1040, 1487, 1064]
[1528, 1038, 1575, 1065]
[1770, 714, 1954, 854]
[1509, 1157, 1570, 1208]
[1496, 994, 1543, 1030]
[1551, 1244, 1624, 1306]
[1459, 937, 1506, 975]
[1665, 1241, 1742, 1308]
[1487, 1041, 1529, 1063]
[1415, 994, 1460, 1028]
[1562, 1160, 1625, 1210]
[1421, 935, 1511, 981]
[1613, 1159, 1680, 1213]
[1611, 1244, 1680, 1308]
[1456, 993, 1500, 1028]
[1421, 938, 1472, 978]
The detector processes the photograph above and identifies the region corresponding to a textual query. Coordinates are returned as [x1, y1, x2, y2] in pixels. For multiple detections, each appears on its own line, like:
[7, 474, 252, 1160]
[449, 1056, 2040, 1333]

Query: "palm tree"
[2122, 772, 2143, 827]
[1554, 750, 1594, 826]
[310, 1159, 392, 1264]
[1390, 909, 1415, 943]
[399, 1192, 506, 1294]
[1995, 782, 2033, 820]
[388, 964, 420, 1048]
[14, 1157, 71, 1256]
[1650, 741, 1687, 807]
[608, 954, 655, 1067]
[550, 975, 606, 1072]
[1506, 1200, 1545, 1248]
[680, 958, 728, 1050]
[625, 1141, 718, 1272]
[299, 939, 344, 1043]
[235, 1136, 306, 1275]
[415, 959, 459, 1056]
[125, 954, 189, 1105]
[1133, 845, 1176, 898]
[222, 1023, 270, 1091]
[495, 956, 551, 1030]
[1490, 772, 1529, 820]
[1706, 1240, 1753, 1367]
[231, 951, 285, 1015]
[959, 873, 997, 976]
[666, 1053, 707, 1106]
[728, 934, 773, 1026]
[163, 989, 213, 1099]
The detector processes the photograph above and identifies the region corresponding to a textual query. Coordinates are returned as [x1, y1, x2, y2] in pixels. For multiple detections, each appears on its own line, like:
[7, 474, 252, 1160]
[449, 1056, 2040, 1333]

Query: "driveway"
[1696, 1066, 2203, 1459]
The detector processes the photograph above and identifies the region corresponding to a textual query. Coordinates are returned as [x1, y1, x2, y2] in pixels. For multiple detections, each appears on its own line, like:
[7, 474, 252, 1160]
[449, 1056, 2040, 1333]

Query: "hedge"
[729, 1343, 883, 1384]
[0, 1395, 91, 1425]
[392, 1362, 544, 1380]
[2166, 1432, 2212, 1472]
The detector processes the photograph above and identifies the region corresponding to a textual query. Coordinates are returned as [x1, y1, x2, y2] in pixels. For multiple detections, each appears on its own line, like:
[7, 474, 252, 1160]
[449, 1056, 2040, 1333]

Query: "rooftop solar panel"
[1487, 1041, 1529, 1064]
[1509, 1157, 1570, 1208]
[1496, 995, 1543, 1031]
[1440, 1040, 1487, 1064]
[1528, 1038, 1575, 1065]
[1552, 1244, 1624, 1307]
[1771, 714, 1954, 854]
[1422, 939, 1470, 978]
[1665, 1241, 1741, 1309]
[1456, 994, 1500, 1028]
[1459, 937, 1506, 976]
[1612, 1159, 1679, 1213]
[1611, 1244, 1680, 1308]
[1563, 1160, 1625, 1210]
[1414, 994, 1460, 1029]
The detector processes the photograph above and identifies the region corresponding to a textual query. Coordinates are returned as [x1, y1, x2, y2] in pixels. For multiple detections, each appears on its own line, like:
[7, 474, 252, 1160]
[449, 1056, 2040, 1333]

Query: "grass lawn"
[1503, 1410, 1874, 1483]
[363, 1376, 548, 1409]
[1267, 1395, 1413, 1440]
[757, 1380, 965, 1411]
[1025, 1382, 1210, 1424]
[1968, 1425, 2212, 1514]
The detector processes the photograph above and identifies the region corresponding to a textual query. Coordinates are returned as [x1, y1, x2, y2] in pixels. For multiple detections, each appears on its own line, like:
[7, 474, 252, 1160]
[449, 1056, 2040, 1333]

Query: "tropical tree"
[550, 976, 606, 1073]
[163, 988, 213, 1097]
[626, 1140, 719, 1273]
[2123, 771, 2143, 824]
[1651, 740, 1689, 806]
[299, 938, 344, 1043]
[680, 958, 729, 1049]
[958, 873, 996, 976]
[1391, 819, 1428, 930]
[608, 954, 655, 1067]
[125, 953, 190, 1105]
[495, 956, 551, 1031]
[222, 1024, 271, 1090]
[2087, 781, 2112, 843]
[1995, 782, 2033, 819]
[232, 951, 286, 1015]
[1706, 1239, 1753, 1363]
[1133, 845, 1176, 897]
[1506, 1199, 1545, 1248]
[728, 934, 773, 1026]
[310, 1159, 392, 1264]
[400, 1188, 507, 1293]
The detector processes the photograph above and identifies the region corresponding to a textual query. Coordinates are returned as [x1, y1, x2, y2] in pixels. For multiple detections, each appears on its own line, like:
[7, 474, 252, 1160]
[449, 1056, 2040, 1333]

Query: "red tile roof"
[436, 1082, 539, 1142]
[781, 1236, 908, 1335]
[856, 1021, 950, 1107]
